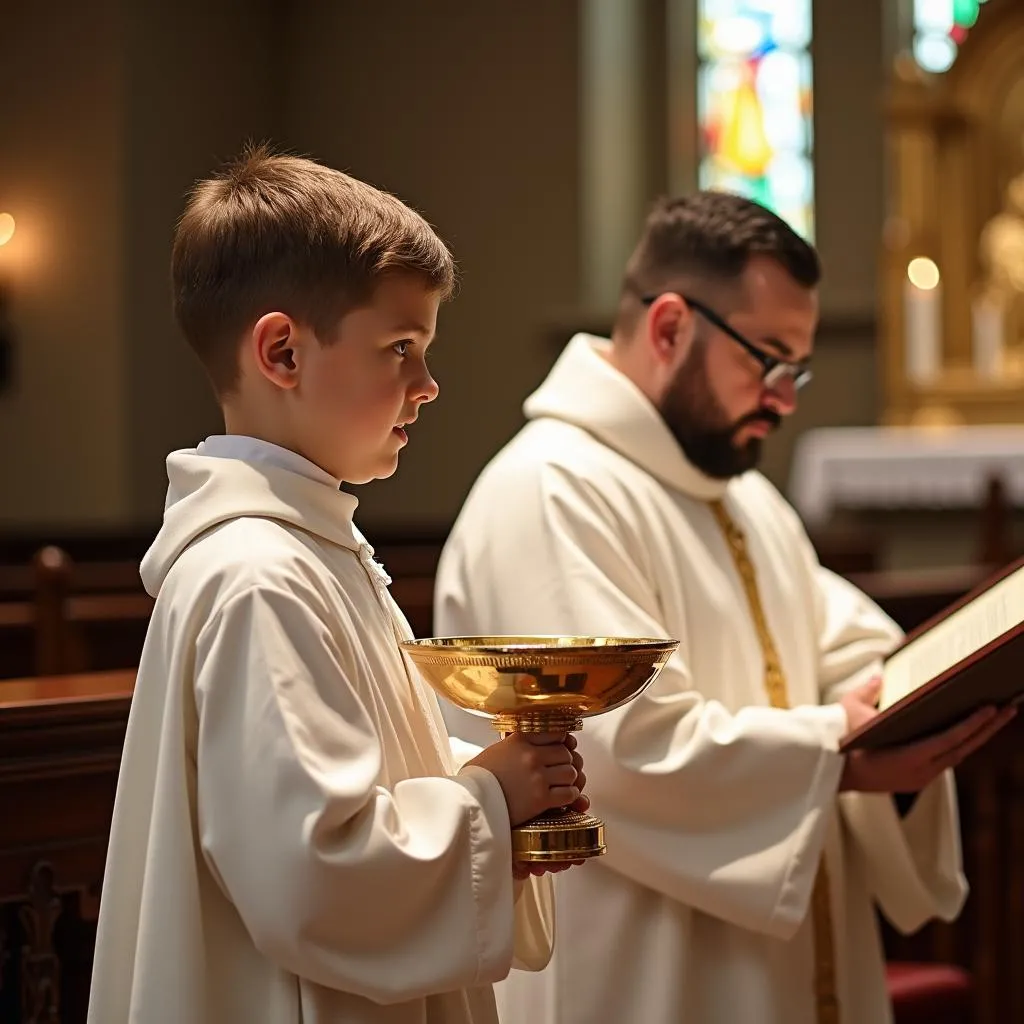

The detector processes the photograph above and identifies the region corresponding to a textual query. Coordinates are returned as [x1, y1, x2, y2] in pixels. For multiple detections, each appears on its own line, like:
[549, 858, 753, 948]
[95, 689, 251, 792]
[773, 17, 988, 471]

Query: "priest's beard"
[658, 339, 781, 479]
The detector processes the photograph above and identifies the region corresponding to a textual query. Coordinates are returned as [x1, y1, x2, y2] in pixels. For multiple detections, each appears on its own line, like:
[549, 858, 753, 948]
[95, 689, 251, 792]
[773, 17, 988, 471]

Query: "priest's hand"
[838, 703, 1017, 793]
[839, 676, 883, 735]
[467, 731, 585, 828]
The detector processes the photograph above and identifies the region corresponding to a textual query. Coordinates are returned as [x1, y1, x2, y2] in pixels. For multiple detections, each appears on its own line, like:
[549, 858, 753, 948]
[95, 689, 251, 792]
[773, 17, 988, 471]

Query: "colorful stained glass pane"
[697, 0, 814, 240]
[952, 0, 980, 28]
[913, 0, 990, 72]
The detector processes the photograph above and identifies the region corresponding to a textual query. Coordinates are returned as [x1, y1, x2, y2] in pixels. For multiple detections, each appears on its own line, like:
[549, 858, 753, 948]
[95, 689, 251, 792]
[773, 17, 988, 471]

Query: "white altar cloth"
[788, 425, 1024, 528]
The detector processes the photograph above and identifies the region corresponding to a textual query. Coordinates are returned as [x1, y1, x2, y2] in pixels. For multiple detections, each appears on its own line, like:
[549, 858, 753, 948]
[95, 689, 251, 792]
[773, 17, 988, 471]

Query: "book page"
[881, 565, 1024, 710]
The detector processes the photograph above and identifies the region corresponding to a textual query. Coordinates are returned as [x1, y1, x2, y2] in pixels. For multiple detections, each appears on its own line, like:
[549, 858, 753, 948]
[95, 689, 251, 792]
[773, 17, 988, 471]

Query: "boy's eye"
[392, 340, 410, 357]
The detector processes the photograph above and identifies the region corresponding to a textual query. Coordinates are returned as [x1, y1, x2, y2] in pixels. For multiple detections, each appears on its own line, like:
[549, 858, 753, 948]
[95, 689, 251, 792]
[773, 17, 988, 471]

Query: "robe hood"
[522, 333, 730, 501]
[139, 450, 361, 597]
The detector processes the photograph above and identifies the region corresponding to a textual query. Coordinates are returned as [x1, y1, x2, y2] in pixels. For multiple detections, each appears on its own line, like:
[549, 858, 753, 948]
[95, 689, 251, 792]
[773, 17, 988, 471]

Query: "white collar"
[197, 435, 342, 489]
[523, 333, 731, 500]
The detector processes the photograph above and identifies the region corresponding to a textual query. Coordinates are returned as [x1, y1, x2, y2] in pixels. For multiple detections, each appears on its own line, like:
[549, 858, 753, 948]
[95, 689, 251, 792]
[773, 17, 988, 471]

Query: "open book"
[840, 557, 1024, 751]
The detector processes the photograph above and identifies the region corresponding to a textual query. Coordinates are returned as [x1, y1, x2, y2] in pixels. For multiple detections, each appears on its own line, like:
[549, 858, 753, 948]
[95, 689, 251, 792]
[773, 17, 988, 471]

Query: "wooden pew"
[0, 669, 134, 1024]
[389, 575, 436, 638]
[0, 548, 151, 679]
[0, 596, 35, 679]
[0, 551, 141, 602]
[0, 530, 446, 585]
[0, 531, 153, 568]
[0, 534, 443, 679]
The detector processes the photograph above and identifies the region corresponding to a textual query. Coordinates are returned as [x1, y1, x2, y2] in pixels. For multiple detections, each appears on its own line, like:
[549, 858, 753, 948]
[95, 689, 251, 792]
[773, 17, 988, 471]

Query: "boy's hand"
[512, 858, 586, 879]
[511, 768, 592, 878]
[467, 731, 585, 827]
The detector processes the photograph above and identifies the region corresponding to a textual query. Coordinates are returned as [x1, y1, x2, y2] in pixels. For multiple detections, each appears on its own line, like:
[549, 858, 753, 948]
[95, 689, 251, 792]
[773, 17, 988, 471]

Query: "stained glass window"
[697, 0, 814, 241]
[913, 0, 989, 74]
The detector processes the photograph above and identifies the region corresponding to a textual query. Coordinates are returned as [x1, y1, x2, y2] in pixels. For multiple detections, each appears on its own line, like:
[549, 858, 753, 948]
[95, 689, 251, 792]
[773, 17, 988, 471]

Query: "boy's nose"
[414, 369, 440, 404]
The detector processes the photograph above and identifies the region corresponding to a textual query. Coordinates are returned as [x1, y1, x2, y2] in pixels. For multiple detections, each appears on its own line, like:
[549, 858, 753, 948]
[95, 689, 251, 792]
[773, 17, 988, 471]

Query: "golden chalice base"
[513, 808, 606, 861]
[399, 635, 679, 864]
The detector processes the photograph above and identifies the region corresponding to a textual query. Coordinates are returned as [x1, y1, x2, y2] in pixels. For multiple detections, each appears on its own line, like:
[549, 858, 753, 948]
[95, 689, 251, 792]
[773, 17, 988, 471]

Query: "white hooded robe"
[87, 437, 553, 1024]
[434, 334, 966, 1024]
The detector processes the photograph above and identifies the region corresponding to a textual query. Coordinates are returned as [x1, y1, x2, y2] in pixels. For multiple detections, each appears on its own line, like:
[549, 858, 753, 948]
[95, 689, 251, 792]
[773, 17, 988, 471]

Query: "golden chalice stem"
[493, 710, 584, 734]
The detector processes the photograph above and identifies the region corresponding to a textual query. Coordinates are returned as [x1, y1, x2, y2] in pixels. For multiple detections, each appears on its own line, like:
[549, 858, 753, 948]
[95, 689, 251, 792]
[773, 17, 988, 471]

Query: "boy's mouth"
[392, 425, 409, 444]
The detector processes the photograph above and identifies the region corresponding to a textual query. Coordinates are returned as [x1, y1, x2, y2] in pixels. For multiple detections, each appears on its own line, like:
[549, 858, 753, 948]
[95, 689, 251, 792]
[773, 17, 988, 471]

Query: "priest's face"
[297, 275, 441, 484]
[658, 259, 817, 479]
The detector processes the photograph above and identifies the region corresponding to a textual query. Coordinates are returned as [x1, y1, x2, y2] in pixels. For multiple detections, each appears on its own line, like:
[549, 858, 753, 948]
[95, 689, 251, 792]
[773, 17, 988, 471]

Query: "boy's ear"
[251, 312, 302, 390]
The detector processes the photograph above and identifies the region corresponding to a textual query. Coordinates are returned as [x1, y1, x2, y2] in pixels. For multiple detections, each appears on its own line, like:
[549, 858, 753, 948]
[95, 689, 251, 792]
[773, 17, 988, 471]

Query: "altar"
[798, 0, 1024, 571]
[790, 424, 1024, 528]
[789, 424, 1024, 569]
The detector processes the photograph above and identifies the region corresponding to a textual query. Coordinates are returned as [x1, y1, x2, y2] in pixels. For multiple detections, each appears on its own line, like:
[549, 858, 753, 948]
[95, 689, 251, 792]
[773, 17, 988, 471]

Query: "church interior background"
[2, 1, 1024, 1022]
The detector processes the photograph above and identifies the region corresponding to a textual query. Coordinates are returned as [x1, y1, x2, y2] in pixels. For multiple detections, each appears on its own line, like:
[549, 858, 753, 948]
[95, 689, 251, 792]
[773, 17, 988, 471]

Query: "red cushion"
[886, 961, 973, 1023]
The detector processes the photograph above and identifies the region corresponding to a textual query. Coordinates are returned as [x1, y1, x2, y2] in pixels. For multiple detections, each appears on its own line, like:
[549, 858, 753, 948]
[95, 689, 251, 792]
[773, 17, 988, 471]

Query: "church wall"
[813, 0, 886, 322]
[121, 0, 285, 523]
[0, 0, 887, 535]
[281, 0, 583, 530]
[0, 0, 129, 529]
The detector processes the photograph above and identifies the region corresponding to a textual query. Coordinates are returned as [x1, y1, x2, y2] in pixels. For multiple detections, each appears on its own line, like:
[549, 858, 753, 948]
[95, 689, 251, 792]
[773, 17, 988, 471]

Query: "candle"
[971, 293, 1003, 379]
[904, 257, 941, 384]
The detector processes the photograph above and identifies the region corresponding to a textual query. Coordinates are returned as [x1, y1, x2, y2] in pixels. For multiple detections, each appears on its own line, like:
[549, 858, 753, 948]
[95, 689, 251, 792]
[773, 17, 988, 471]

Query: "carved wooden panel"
[0, 671, 132, 1024]
[19, 863, 61, 1024]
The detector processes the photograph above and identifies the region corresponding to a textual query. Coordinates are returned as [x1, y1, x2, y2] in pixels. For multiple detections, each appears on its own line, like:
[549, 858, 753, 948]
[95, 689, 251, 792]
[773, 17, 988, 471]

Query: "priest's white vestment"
[87, 437, 553, 1024]
[434, 334, 966, 1024]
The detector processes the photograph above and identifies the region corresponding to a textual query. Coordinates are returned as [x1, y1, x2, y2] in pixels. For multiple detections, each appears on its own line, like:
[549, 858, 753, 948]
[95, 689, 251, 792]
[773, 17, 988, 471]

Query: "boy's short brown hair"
[171, 143, 456, 394]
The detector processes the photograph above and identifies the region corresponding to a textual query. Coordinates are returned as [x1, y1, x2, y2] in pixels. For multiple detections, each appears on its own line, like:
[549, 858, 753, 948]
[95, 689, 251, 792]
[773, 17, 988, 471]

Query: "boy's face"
[295, 276, 441, 484]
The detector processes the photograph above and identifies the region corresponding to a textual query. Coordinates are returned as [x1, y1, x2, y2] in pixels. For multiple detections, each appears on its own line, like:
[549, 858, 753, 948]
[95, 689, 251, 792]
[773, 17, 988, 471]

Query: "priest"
[434, 191, 1015, 1023]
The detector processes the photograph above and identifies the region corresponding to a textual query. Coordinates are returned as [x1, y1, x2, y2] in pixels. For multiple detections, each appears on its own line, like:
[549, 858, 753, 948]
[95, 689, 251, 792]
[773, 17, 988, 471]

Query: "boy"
[87, 146, 585, 1024]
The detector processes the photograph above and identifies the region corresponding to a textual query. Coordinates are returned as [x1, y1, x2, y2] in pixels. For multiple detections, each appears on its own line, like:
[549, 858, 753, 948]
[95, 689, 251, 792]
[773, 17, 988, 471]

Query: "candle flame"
[907, 257, 940, 290]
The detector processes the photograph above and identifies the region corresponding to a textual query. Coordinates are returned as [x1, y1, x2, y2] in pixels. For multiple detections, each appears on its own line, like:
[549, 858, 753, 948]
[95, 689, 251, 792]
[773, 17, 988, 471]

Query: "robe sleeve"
[438, 464, 848, 941]
[447, 723, 555, 970]
[838, 780, 967, 932]
[792, 510, 968, 932]
[192, 577, 526, 1004]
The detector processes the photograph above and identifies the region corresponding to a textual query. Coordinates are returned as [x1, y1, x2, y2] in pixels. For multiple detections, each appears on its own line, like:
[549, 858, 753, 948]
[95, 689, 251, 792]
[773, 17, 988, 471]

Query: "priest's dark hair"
[171, 142, 456, 395]
[614, 190, 820, 332]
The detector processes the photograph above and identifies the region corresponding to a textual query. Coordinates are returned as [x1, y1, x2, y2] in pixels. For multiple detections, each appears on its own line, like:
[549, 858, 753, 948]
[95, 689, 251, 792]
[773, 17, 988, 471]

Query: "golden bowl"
[402, 635, 678, 861]
[400, 635, 679, 734]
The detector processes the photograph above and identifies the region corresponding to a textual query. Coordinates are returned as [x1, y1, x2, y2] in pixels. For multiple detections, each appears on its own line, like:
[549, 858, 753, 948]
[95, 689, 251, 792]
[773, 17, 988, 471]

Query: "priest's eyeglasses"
[640, 294, 813, 392]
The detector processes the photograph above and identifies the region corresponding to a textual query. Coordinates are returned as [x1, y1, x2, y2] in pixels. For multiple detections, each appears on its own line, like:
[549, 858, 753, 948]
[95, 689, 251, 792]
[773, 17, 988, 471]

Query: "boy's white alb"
[88, 437, 553, 1024]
